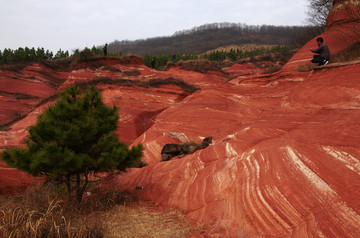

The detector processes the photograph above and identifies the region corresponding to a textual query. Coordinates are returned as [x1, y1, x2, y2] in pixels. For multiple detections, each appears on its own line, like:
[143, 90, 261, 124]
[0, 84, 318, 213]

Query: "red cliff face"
[0, 64, 68, 128]
[1, 2, 360, 236]
[327, 0, 360, 28]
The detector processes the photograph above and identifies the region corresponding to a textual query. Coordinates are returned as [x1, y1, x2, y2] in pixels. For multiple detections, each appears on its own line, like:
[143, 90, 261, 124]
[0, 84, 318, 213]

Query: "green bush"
[0, 47, 66, 65]
[1, 85, 144, 202]
[141, 45, 298, 69]
[142, 53, 198, 68]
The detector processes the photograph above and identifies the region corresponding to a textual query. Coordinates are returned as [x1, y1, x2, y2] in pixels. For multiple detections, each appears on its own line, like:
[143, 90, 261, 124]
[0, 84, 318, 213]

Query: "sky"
[0, 0, 309, 54]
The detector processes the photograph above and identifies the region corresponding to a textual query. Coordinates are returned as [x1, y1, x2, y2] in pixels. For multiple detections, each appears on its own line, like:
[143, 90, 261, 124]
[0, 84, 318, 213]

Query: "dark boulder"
[161, 136, 213, 161]
[161, 143, 183, 161]
[199, 136, 212, 149]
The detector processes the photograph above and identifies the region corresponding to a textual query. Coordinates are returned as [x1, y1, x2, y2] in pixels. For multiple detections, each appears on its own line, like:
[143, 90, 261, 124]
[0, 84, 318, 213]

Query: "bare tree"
[306, 0, 334, 26]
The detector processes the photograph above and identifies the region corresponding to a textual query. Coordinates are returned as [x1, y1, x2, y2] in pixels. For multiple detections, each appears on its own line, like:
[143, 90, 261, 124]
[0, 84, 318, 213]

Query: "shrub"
[178, 59, 225, 74]
[102, 65, 122, 72]
[262, 65, 282, 74]
[74, 77, 200, 94]
[1, 85, 144, 203]
[77, 47, 95, 62]
[123, 70, 141, 76]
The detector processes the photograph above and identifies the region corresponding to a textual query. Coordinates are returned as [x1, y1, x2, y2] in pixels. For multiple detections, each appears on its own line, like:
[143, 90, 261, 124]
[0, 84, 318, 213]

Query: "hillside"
[1, 0, 360, 237]
[108, 23, 323, 56]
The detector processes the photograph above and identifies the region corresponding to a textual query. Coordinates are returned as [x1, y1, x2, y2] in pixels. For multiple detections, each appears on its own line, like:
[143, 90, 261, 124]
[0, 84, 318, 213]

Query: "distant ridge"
[107, 22, 323, 56]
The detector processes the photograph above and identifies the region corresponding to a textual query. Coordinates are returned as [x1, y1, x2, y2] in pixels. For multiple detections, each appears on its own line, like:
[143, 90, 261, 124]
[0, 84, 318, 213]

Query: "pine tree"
[1, 85, 143, 202]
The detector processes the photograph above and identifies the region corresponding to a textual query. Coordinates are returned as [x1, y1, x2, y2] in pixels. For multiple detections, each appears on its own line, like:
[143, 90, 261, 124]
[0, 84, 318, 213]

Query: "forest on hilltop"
[107, 22, 323, 56]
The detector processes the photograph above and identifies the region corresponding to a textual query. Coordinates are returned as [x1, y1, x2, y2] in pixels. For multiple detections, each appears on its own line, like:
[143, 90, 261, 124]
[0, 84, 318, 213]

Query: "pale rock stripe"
[322, 146, 360, 175]
[285, 146, 360, 233]
[285, 146, 336, 196]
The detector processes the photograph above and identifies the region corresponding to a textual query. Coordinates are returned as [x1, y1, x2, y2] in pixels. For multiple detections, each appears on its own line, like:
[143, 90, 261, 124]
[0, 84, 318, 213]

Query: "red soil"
[1, 1, 360, 236]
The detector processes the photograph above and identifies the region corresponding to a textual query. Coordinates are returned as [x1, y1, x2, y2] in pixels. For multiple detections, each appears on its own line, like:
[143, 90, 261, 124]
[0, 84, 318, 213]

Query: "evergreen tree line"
[142, 53, 198, 69]
[0, 46, 106, 65]
[142, 45, 297, 68]
[201, 45, 298, 61]
[0, 47, 68, 65]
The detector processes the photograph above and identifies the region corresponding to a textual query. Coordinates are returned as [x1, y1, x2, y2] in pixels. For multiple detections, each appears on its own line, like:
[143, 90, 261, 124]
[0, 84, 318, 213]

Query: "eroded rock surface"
[114, 64, 360, 237]
[1, 1, 360, 236]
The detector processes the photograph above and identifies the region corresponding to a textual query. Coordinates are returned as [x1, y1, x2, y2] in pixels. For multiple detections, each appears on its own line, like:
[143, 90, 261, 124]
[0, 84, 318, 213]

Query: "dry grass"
[42, 58, 74, 72]
[204, 44, 279, 54]
[296, 62, 315, 72]
[0, 63, 28, 72]
[122, 70, 141, 76]
[330, 42, 360, 63]
[74, 77, 200, 94]
[0, 185, 103, 237]
[262, 65, 283, 74]
[0, 185, 202, 238]
[102, 66, 122, 72]
[177, 59, 226, 74]
[94, 202, 202, 238]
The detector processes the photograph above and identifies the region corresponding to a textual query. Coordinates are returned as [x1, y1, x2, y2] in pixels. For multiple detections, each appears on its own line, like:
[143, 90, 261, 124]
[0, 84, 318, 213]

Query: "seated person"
[311, 37, 330, 66]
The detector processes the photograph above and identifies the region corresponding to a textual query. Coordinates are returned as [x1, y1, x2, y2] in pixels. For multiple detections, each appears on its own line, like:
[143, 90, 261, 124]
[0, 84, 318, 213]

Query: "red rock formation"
[1, 1, 360, 236]
[111, 63, 360, 237]
[327, 0, 360, 28]
[0, 64, 68, 127]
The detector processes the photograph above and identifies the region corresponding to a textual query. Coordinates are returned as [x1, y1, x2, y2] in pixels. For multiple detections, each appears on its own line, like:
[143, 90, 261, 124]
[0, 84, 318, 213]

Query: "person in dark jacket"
[311, 37, 330, 66]
[103, 44, 108, 56]
[151, 58, 155, 69]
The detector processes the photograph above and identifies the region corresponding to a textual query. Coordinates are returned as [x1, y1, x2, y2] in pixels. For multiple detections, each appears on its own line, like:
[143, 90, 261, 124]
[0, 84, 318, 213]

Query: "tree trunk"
[75, 173, 83, 203]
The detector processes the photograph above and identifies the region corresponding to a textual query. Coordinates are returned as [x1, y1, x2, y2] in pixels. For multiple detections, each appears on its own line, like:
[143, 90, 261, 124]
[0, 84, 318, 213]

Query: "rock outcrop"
[161, 136, 212, 161]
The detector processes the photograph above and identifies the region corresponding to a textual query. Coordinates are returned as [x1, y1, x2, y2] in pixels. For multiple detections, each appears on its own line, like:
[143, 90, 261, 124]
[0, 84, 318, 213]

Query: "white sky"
[0, 0, 309, 53]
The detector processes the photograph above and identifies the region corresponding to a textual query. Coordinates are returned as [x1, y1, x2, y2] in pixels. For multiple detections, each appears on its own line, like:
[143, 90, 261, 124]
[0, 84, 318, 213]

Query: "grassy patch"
[87, 61, 107, 71]
[0, 63, 28, 72]
[123, 70, 141, 76]
[96, 201, 202, 237]
[14, 93, 38, 100]
[146, 78, 200, 93]
[330, 42, 360, 63]
[0, 185, 103, 237]
[262, 65, 283, 74]
[42, 58, 73, 72]
[0, 185, 202, 238]
[103, 65, 122, 72]
[177, 59, 226, 74]
[75, 77, 200, 94]
[74, 55, 143, 71]
[296, 62, 315, 72]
